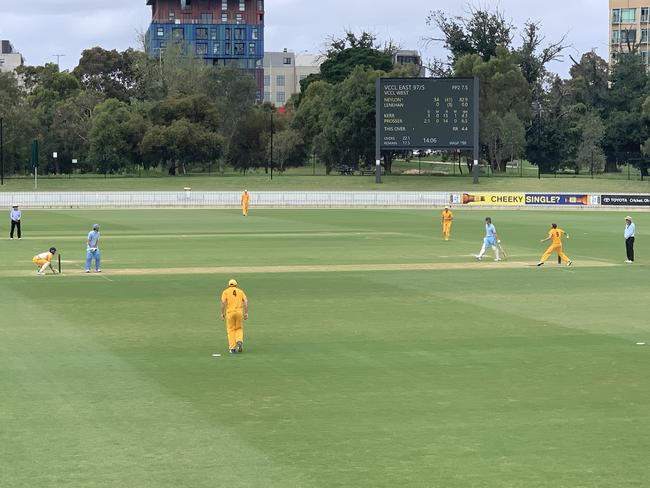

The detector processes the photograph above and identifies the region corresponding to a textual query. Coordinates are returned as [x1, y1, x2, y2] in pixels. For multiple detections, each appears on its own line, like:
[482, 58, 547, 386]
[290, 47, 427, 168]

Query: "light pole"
[53, 54, 65, 68]
[269, 111, 274, 181]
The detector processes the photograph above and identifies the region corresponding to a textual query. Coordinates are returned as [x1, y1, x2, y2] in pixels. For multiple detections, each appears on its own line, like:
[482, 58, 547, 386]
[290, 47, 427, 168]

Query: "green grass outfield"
[2, 173, 650, 192]
[1, 209, 649, 488]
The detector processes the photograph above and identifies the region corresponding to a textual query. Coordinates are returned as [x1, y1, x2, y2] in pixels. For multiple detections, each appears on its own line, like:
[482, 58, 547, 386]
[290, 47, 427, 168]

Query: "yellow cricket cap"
[228, 279, 238, 287]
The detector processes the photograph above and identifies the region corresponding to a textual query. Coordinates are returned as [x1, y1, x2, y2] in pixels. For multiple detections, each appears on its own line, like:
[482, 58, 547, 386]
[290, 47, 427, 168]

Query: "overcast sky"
[0, 0, 607, 78]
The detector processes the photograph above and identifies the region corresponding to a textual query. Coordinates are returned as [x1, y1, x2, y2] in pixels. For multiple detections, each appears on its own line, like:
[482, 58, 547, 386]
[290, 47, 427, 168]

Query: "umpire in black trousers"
[624, 216, 635, 263]
[10, 204, 21, 239]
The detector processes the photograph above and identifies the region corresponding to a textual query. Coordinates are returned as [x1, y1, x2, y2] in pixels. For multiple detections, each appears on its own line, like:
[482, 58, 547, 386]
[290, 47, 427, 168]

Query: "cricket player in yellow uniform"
[241, 189, 250, 216]
[32, 247, 58, 275]
[220, 278, 249, 353]
[537, 224, 572, 266]
[441, 205, 453, 240]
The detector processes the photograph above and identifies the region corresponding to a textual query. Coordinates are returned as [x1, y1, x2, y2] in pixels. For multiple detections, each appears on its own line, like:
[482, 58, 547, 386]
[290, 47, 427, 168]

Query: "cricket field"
[1, 208, 649, 487]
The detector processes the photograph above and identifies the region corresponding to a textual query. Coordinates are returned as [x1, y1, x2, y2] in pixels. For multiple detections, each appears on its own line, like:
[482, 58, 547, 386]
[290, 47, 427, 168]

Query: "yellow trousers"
[442, 222, 452, 240]
[242, 204, 249, 216]
[540, 244, 569, 263]
[225, 311, 244, 349]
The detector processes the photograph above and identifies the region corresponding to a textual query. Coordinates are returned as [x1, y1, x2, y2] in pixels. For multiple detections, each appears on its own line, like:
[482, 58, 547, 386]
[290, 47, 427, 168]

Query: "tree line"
[426, 7, 650, 175]
[2, 7, 650, 176]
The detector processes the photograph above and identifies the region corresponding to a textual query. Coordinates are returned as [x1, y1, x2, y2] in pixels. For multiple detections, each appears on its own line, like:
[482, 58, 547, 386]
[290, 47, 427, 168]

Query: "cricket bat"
[498, 242, 508, 260]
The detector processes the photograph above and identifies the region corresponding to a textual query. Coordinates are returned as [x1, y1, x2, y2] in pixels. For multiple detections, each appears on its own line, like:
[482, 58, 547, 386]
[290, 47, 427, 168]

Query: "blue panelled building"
[145, 0, 264, 99]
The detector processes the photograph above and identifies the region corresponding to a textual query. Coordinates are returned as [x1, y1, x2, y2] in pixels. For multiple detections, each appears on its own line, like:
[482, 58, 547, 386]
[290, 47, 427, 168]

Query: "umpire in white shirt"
[10, 204, 21, 239]
[624, 216, 636, 263]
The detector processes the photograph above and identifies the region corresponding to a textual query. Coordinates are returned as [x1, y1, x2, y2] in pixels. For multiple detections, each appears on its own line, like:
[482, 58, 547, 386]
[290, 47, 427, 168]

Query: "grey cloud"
[0, 0, 607, 77]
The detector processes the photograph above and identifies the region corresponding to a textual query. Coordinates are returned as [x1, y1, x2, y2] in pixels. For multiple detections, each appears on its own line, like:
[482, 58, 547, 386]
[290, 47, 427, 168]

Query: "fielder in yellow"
[220, 278, 249, 353]
[32, 247, 59, 275]
[537, 224, 572, 266]
[241, 189, 250, 216]
[441, 205, 453, 240]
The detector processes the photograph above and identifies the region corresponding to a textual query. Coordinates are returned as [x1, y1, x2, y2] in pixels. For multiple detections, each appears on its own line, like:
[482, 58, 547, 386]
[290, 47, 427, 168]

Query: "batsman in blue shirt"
[85, 223, 101, 273]
[475, 217, 501, 261]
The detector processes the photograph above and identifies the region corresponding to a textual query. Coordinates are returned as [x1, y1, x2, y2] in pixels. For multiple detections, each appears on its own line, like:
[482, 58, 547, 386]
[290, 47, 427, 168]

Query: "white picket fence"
[0, 191, 454, 209]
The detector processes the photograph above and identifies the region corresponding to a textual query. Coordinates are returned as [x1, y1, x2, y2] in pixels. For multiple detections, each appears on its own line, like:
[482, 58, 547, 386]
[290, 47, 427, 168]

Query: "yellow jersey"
[548, 228, 566, 245]
[221, 287, 248, 313]
[33, 251, 53, 263]
[241, 192, 250, 205]
[441, 210, 453, 222]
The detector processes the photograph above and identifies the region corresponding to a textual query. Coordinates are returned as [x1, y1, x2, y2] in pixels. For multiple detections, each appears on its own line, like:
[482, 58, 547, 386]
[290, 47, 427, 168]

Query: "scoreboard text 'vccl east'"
[377, 78, 478, 150]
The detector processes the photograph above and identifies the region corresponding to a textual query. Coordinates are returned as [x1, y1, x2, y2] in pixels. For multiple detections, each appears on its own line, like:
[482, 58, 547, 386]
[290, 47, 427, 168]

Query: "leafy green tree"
[88, 99, 135, 173]
[602, 53, 650, 172]
[140, 119, 222, 174]
[204, 64, 257, 169]
[73, 47, 141, 101]
[272, 128, 307, 171]
[526, 77, 574, 173]
[501, 110, 527, 165]
[149, 94, 219, 127]
[514, 21, 567, 91]
[292, 80, 334, 155]
[314, 67, 379, 173]
[0, 72, 37, 174]
[482, 112, 503, 171]
[20, 64, 82, 173]
[227, 108, 269, 173]
[575, 110, 606, 173]
[50, 91, 104, 172]
[608, 53, 649, 114]
[299, 32, 394, 97]
[425, 6, 513, 74]
[455, 46, 531, 170]
[159, 41, 211, 98]
[566, 52, 609, 112]
[140, 94, 224, 174]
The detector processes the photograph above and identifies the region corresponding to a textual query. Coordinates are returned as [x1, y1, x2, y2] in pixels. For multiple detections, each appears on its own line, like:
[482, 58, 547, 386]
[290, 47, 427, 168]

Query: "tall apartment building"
[393, 50, 426, 77]
[609, 0, 650, 64]
[0, 40, 24, 73]
[145, 0, 264, 98]
[263, 50, 322, 106]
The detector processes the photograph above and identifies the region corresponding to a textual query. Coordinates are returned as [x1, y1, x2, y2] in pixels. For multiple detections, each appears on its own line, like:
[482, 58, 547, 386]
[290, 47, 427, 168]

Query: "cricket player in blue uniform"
[85, 223, 101, 273]
[475, 217, 501, 261]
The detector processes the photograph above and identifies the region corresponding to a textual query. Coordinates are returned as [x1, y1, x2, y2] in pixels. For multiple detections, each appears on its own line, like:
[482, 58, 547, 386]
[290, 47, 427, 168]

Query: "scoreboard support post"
[375, 80, 382, 184]
[472, 77, 480, 185]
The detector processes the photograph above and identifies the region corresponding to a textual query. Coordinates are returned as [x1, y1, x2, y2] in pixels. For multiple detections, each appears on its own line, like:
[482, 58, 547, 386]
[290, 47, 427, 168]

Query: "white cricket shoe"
[494, 258, 501, 262]
[475, 255, 482, 261]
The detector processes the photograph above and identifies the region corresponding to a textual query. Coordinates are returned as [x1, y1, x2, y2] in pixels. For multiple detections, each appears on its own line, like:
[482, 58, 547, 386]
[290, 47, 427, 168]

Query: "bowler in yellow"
[241, 189, 250, 216]
[32, 247, 58, 275]
[220, 278, 249, 354]
[441, 206, 453, 240]
[537, 224, 572, 266]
